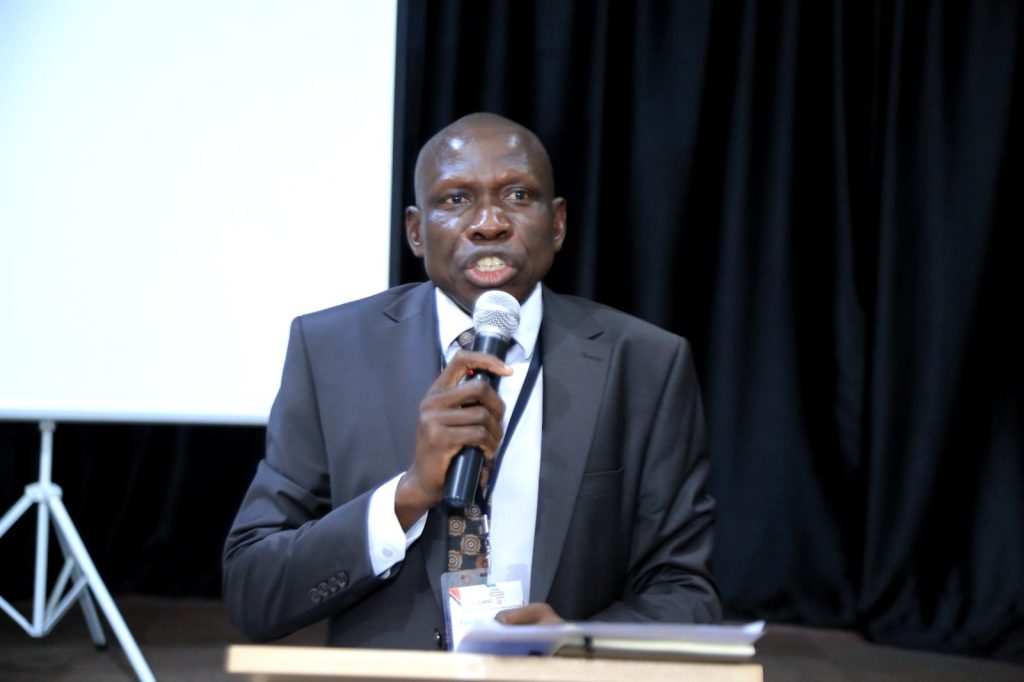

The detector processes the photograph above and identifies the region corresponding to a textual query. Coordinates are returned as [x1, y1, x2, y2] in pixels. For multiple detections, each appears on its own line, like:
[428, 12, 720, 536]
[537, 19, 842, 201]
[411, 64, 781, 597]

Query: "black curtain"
[392, 0, 1023, 660]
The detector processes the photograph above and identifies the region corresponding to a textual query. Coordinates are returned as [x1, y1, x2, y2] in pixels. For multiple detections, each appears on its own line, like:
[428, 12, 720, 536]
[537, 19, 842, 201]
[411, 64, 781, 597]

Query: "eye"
[505, 188, 529, 202]
[442, 193, 468, 206]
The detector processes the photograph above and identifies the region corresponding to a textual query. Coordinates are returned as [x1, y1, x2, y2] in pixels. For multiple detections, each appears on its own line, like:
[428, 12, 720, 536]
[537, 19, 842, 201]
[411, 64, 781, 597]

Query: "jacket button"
[309, 588, 323, 604]
[337, 571, 349, 588]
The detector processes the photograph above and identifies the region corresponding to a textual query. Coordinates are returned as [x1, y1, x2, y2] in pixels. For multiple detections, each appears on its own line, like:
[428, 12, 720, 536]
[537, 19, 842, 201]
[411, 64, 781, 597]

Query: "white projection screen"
[0, 1, 397, 425]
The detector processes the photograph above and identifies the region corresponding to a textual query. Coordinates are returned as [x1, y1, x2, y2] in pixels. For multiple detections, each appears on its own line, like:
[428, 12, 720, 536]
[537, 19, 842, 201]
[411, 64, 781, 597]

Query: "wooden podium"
[225, 645, 763, 681]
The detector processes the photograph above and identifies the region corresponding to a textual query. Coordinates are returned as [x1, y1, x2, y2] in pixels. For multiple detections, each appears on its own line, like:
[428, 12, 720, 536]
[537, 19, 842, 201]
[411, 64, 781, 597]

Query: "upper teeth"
[476, 257, 505, 272]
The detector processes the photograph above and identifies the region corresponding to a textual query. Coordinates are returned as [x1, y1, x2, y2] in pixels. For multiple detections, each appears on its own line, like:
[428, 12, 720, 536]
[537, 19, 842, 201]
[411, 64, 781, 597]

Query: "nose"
[468, 200, 510, 240]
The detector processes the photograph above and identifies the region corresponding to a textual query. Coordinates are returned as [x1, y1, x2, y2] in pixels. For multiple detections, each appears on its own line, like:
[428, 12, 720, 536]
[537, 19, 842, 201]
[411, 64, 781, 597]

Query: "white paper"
[447, 581, 525, 652]
[456, 619, 766, 661]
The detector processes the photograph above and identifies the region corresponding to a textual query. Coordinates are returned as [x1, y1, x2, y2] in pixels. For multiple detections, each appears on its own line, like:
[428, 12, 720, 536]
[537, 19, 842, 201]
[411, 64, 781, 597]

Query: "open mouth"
[466, 255, 517, 287]
[474, 256, 506, 272]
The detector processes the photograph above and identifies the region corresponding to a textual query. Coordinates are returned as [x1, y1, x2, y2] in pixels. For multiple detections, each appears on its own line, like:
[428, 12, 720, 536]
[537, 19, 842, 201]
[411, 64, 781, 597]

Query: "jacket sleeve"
[222, 316, 390, 642]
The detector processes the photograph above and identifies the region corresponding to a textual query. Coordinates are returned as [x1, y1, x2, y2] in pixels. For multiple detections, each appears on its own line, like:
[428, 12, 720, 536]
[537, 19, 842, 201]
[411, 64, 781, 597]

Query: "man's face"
[405, 125, 566, 312]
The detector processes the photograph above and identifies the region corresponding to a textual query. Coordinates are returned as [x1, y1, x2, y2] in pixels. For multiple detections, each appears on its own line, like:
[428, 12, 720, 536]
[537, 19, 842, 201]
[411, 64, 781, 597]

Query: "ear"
[405, 206, 424, 257]
[551, 197, 567, 252]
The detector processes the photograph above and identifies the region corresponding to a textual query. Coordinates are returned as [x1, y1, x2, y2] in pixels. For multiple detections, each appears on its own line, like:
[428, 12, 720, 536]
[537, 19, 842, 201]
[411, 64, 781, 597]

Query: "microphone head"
[473, 290, 521, 339]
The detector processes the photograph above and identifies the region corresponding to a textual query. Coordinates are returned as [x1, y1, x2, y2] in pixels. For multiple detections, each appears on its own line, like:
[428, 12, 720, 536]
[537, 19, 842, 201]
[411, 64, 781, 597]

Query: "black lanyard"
[440, 331, 544, 517]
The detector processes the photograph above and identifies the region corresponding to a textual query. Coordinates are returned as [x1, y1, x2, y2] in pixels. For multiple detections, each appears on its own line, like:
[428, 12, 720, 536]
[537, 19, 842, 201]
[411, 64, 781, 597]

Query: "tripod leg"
[47, 496, 155, 682]
[46, 555, 75, 614]
[52, 522, 107, 648]
[0, 493, 34, 538]
[33, 492, 50, 635]
[77, 587, 108, 649]
[31, 421, 55, 637]
[0, 493, 39, 635]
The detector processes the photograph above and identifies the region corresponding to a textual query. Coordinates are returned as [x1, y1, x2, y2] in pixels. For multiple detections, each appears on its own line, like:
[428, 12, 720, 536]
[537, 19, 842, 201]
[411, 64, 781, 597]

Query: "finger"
[430, 403, 492, 426]
[419, 385, 505, 439]
[433, 404, 505, 435]
[435, 425, 501, 457]
[434, 350, 512, 389]
[421, 407, 504, 448]
[453, 349, 514, 376]
[453, 380, 508, 416]
[494, 603, 564, 626]
[425, 379, 507, 420]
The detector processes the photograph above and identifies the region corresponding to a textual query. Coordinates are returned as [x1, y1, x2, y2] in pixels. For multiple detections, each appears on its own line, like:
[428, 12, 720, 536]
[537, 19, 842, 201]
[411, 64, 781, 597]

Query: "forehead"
[419, 126, 548, 191]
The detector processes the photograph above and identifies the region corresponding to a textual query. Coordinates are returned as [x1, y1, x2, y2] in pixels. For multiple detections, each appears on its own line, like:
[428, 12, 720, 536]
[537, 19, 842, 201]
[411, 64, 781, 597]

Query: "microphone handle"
[443, 332, 511, 508]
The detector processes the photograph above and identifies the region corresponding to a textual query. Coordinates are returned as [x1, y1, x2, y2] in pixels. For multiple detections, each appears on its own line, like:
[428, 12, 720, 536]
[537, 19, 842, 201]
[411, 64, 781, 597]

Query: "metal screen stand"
[0, 421, 155, 681]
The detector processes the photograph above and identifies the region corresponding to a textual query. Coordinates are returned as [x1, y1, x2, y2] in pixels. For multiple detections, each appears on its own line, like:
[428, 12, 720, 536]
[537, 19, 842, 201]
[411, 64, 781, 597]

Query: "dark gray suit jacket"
[223, 282, 720, 647]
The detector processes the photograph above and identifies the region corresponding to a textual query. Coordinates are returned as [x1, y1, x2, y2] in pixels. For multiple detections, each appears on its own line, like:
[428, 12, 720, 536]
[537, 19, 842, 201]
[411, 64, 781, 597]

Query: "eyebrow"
[432, 165, 540, 188]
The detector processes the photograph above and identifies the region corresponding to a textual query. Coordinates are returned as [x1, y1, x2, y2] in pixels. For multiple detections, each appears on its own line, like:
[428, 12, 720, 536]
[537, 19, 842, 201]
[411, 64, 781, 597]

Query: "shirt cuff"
[367, 472, 428, 577]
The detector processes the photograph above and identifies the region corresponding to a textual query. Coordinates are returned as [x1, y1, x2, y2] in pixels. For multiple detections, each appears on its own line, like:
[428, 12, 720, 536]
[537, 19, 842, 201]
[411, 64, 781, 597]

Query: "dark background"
[1, 0, 1021, 662]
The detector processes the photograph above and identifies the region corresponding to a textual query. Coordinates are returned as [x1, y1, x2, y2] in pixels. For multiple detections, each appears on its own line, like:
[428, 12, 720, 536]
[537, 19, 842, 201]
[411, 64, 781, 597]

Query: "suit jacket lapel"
[379, 282, 439, 471]
[530, 287, 609, 603]
[378, 283, 449, 607]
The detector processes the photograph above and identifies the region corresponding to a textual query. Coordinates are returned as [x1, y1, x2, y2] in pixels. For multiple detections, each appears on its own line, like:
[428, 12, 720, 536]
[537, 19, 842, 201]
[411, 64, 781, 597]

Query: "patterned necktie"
[447, 328, 492, 571]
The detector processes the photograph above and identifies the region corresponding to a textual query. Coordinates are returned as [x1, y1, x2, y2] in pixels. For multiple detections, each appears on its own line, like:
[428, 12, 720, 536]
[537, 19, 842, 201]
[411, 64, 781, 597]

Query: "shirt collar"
[435, 284, 543, 360]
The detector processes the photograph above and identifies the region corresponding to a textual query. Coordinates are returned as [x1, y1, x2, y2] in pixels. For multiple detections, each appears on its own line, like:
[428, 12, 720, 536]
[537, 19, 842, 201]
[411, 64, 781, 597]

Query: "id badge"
[441, 569, 524, 651]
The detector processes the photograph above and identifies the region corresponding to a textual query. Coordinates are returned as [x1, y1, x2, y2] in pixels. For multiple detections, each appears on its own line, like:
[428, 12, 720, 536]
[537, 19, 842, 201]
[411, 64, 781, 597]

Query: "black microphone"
[443, 290, 521, 508]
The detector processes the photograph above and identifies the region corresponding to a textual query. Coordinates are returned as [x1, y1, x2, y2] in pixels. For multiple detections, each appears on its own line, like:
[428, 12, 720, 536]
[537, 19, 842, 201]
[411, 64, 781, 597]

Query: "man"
[223, 113, 721, 648]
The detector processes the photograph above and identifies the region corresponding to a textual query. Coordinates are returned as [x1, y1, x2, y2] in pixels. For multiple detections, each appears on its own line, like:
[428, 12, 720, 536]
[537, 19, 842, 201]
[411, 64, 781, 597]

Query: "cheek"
[520, 224, 560, 252]
[421, 228, 462, 266]
[423, 217, 461, 242]
[427, 208, 467, 230]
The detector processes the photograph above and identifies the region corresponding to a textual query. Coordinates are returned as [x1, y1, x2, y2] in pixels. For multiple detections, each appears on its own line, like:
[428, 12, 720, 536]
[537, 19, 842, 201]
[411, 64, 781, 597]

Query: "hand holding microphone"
[443, 290, 521, 508]
[396, 291, 520, 528]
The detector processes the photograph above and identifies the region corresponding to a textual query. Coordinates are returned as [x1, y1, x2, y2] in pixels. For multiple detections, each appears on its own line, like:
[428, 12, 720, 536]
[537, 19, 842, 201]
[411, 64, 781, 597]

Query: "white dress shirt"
[366, 285, 543, 598]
